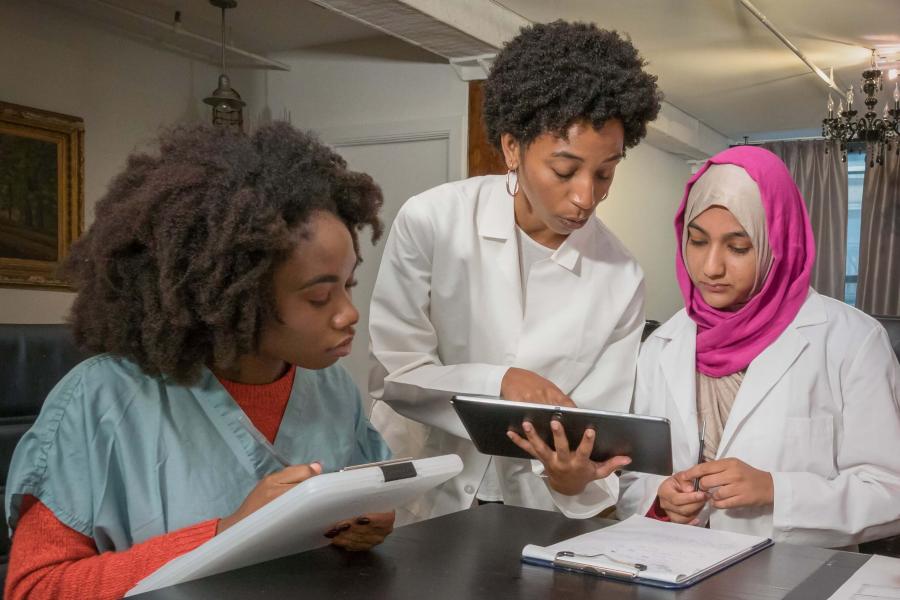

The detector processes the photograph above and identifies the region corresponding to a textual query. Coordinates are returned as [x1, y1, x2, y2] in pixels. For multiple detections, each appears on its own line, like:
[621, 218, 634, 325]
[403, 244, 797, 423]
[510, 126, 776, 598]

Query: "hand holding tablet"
[508, 417, 634, 495]
[450, 396, 673, 478]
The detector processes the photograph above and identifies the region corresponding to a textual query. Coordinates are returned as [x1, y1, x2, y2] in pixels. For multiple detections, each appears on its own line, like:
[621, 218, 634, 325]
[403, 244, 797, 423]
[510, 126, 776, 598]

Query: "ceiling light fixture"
[203, 0, 245, 129]
[823, 50, 899, 167]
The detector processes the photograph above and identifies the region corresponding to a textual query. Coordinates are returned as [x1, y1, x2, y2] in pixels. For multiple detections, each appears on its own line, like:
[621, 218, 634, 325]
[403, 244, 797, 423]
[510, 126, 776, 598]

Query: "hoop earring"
[506, 169, 519, 197]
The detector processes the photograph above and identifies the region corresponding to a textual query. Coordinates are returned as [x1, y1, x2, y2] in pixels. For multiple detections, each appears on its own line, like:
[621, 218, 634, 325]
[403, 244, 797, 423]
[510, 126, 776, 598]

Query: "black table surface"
[133, 504, 870, 599]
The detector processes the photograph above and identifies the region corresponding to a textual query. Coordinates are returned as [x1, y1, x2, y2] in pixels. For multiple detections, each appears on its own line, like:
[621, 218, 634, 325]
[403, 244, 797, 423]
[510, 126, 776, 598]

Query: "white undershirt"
[515, 225, 554, 304]
[476, 226, 555, 502]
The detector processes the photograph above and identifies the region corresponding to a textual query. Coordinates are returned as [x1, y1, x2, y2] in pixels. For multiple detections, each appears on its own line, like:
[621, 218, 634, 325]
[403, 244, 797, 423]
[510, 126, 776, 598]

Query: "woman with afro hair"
[4, 122, 394, 599]
[369, 21, 662, 524]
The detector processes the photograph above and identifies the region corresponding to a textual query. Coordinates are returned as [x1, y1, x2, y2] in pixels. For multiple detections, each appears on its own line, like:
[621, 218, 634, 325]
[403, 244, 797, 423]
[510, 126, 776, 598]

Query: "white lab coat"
[369, 175, 645, 523]
[618, 290, 900, 548]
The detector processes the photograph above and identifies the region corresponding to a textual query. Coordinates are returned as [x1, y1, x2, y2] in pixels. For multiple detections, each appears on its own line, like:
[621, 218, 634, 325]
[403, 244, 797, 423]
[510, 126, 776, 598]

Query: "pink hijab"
[674, 146, 816, 377]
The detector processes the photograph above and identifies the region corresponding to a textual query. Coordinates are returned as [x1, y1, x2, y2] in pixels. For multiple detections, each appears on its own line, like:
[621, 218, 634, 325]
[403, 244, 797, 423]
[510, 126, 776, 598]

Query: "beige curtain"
[857, 148, 900, 316]
[760, 140, 848, 300]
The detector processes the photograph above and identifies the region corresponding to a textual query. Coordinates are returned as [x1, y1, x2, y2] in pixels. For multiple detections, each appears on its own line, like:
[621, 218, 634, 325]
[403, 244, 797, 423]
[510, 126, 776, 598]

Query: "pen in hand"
[693, 421, 706, 492]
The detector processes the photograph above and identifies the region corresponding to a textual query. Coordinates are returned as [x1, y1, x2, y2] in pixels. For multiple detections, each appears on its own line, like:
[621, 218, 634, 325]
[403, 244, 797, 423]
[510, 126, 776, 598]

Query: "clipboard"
[521, 515, 774, 589]
[126, 454, 463, 596]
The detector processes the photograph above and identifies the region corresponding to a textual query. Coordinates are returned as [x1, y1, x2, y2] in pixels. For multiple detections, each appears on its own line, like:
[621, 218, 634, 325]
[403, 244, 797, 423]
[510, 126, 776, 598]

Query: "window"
[844, 151, 865, 305]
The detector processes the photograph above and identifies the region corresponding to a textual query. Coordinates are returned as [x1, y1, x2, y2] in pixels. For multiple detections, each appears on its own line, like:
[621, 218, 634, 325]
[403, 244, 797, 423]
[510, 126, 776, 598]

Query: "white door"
[324, 119, 464, 411]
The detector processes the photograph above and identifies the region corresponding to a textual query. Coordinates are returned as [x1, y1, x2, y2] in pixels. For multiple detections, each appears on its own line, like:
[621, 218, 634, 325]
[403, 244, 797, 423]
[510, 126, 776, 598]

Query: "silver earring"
[506, 169, 519, 196]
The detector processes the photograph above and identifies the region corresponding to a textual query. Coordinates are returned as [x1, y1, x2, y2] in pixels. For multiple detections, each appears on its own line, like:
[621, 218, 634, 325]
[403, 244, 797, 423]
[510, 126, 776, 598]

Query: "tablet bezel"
[450, 395, 673, 476]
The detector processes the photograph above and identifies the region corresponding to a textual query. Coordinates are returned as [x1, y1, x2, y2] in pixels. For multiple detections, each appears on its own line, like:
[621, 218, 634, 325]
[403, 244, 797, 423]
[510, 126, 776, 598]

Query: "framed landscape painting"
[0, 101, 84, 288]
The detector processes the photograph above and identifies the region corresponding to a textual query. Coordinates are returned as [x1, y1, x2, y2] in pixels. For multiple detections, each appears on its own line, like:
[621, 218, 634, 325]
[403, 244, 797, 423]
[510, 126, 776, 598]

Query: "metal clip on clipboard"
[341, 457, 417, 482]
[553, 551, 646, 580]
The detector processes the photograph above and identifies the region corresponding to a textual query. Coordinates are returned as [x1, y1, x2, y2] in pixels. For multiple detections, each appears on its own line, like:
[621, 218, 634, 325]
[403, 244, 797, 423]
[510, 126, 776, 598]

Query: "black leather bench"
[0, 324, 88, 595]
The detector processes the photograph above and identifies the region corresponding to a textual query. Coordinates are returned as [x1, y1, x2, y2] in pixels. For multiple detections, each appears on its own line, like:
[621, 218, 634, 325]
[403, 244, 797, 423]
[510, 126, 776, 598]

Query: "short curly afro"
[483, 20, 662, 152]
[64, 122, 383, 383]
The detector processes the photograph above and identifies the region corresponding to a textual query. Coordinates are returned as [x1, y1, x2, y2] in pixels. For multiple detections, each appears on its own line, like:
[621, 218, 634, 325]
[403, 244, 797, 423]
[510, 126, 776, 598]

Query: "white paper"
[126, 454, 463, 596]
[523, 515, 770, 584]
[825, 555, 900, 600]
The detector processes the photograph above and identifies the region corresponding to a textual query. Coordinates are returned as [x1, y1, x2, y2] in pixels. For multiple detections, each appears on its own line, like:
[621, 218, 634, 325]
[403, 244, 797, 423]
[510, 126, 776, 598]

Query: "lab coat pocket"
[782, 416, 836, 478]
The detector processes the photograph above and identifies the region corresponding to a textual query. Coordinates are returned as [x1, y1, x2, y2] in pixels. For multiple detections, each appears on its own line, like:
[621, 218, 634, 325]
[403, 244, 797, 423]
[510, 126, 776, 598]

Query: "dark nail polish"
[356, 517, 371, 525]
[339, 523, 351, 531]
[324, 529, 338, 538]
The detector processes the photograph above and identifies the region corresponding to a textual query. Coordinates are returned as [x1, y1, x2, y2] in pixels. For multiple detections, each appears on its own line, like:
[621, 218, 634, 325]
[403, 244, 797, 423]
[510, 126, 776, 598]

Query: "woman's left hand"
[325, 511, 395, 551]
[508, 419, 631, 496]
[681, 458, 774, 509]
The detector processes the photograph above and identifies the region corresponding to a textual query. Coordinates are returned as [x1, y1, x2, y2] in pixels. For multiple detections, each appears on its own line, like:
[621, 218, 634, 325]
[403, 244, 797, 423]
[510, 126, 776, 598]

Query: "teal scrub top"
[4, 354, 391, 552]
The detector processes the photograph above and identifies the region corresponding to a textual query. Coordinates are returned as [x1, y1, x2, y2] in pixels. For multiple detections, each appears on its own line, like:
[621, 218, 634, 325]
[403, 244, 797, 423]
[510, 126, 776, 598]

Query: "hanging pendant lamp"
[203, 0, 245, 129]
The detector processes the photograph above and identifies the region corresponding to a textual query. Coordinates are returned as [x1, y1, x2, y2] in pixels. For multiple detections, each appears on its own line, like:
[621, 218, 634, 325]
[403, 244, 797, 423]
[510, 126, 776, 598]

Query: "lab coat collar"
[475, 177, 587, 275]
[552, 220, 592, 274]
[791, 287, 826, 329]
[476, 178, 515, 240]
[477, 179, 523, 314]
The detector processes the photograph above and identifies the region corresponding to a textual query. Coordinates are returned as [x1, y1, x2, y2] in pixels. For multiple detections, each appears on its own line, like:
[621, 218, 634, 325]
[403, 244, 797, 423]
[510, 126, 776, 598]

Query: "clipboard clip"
[553, 551, 646, 580]
[341, 457, 418, 482]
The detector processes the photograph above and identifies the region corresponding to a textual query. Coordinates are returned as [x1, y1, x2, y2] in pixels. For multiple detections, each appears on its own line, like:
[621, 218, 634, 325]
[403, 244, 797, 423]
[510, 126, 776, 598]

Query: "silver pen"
[693, 421, 706, 492]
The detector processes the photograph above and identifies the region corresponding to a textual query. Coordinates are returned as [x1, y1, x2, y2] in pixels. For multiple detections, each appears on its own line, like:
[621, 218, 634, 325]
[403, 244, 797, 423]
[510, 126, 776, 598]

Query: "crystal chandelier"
[822, 50, 899, 167]
[203, 0, 245, 129]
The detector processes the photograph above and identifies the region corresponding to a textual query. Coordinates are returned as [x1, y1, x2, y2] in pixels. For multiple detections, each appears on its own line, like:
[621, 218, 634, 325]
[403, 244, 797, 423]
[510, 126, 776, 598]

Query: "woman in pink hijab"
[617, 146, 900, 548]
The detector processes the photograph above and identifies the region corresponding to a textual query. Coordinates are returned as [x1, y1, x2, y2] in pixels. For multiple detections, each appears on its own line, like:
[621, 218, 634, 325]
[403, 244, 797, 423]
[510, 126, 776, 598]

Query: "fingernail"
[523, 422, 533, 433]
[506, 431, 515, 439]
[324, 529, 338, 538]
[339, 523, 351, 531]
[550, 420, 560, 431]
[356, 517, 370, 525]
[585, 429, 595, 439]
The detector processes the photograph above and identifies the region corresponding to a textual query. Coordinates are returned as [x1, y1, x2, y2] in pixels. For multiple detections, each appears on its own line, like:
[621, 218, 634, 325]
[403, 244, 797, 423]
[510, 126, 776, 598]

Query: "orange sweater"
[5, 366, 296, 600]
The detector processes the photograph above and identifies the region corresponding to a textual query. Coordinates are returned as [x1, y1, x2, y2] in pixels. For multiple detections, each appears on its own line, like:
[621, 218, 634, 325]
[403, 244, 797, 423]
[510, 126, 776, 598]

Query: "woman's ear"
[500, 133, 521, 171]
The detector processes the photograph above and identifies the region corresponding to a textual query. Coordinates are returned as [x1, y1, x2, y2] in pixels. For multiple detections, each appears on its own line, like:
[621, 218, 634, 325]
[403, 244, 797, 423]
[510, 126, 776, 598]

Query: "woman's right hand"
[656, 472, 707, 525]
[217, 462, 323, 534]
[500, 368, 576, 408]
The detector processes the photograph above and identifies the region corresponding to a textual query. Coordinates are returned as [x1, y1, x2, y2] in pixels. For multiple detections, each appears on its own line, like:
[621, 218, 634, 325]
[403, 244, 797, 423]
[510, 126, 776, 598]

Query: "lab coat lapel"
[718, 292, 823, 456]
[658, 315, 700, 450]
[476, 181, 523, 319]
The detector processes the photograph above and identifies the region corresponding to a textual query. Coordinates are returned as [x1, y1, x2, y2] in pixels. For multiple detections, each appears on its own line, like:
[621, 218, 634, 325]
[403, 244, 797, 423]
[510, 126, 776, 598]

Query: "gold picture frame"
[0, 101, 84, 289]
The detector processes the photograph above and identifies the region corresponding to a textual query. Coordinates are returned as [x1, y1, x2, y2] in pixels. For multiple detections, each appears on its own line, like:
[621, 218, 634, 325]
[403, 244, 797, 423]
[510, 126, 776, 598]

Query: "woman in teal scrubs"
[4, 122, 392, 599]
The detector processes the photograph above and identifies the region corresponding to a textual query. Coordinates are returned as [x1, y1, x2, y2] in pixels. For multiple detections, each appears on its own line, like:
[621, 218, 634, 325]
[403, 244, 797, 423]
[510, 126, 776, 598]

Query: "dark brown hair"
[483, 20, 662, 151]
[64, 122, 383, 383]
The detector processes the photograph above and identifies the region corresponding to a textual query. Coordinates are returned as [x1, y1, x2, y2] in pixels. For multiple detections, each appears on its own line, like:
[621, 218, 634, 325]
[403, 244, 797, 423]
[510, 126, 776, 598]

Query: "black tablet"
[450, 395, 673, 476]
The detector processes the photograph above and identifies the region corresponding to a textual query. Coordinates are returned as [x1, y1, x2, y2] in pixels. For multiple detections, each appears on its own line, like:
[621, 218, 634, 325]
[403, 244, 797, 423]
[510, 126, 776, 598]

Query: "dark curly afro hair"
[63, 122, 383, 383]
[483, 20, 662, 152]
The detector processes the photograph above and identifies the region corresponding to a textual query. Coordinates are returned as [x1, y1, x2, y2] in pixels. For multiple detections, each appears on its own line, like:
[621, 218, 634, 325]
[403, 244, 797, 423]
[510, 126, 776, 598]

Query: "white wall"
[598, 142, 691, 322]
[260, 37, 468, 135]
[0, 0, 260, 323]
